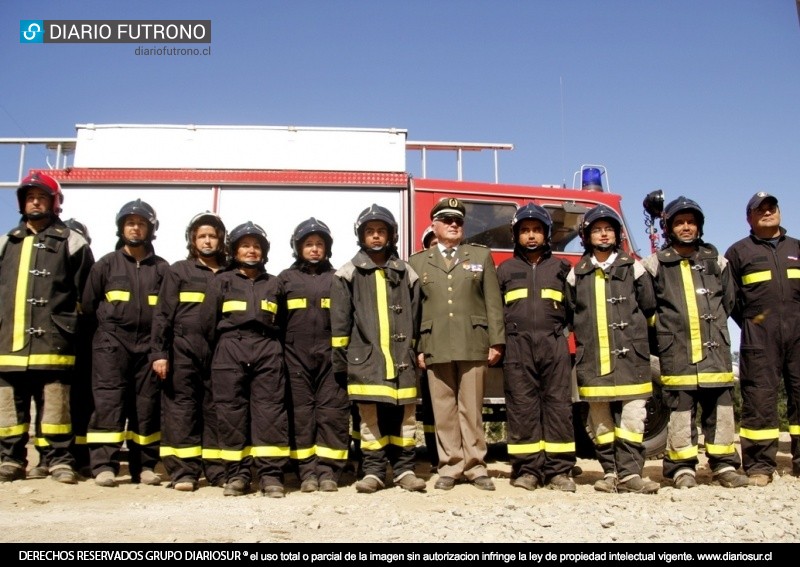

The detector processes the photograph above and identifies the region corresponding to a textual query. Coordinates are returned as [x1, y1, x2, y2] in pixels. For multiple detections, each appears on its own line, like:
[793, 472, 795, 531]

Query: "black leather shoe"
[434, 476, 456, 490]
[472, 476, 496, 491]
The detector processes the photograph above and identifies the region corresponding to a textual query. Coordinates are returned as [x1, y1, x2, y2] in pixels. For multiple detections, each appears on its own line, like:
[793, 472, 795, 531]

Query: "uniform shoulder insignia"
[467, 242, 489, 249]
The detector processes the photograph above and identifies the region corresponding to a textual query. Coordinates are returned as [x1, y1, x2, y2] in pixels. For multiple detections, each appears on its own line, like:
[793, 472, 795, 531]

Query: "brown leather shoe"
[434, 476, 456, 490]
[510, 474, 538, 491]
[472, 476, 495, 491]
[748, 473, 772, 487]
[547, 473, 576, 492]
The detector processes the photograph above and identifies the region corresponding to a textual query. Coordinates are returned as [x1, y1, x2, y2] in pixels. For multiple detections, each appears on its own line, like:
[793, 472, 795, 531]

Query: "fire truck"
[5, 123, 668, 458]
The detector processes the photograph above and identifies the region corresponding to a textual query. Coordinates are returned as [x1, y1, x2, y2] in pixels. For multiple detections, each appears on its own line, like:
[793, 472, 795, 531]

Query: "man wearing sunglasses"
[410, 198, 505, 492]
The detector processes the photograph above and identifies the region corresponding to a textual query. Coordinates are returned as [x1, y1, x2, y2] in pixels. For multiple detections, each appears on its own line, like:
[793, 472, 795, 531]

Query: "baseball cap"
[746, 192, 778, 214]
[430, 197, 466, 220]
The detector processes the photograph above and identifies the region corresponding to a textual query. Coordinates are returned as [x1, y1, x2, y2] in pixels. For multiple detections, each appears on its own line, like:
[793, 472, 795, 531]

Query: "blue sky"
[2, 1, 799, 346]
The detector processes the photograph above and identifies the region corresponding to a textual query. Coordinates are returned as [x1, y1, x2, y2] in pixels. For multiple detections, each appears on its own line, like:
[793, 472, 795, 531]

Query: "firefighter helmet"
[228, 221, 270, 265]
[63, 218, 92, 245]
[185, 211, 226, 259]
[290, 217, 333, 260]
[116, 199, 159, 241]
[421, 226, 436, 249]
[17, 172, 64, 216]
[354, 204, 398, 247]
[580, 205, 622, 251]
[663, 196, 704, 243]
[511, 202, 552, 240]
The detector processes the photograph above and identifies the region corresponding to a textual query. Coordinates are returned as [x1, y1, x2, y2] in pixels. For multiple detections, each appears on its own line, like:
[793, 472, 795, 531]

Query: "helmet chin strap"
[25, 210, 53, 221]
[594, 243, 614, 251]
[199, 248, 218, 257]
[124, 238, 145, 247]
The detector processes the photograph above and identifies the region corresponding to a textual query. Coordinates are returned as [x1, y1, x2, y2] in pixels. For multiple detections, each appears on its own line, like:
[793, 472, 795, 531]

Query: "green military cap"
[430, 197, 466, 220]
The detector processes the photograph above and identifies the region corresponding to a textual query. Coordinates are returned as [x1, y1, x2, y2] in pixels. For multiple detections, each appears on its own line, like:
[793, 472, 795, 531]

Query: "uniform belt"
[221, 327, 278, 340]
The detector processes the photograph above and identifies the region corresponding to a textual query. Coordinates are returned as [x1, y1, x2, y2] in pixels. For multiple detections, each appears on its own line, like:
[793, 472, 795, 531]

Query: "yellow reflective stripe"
[422, 424, 436, 434]
[261, 300, 277, 314]
[0, 423, 29, 437]
[33, 436, 49, 447]
[375, 269, 395, 379]
[320, 298, 331, 309]
[350, 430, 361, 441]
[667, 445, 698, 461]
[201, 447, 222, 460]
[504, 288, 528, 304]
[541, 288, 563, 302]
[290, 446, 316, 460]
[105, 290, 130, 302]
[13, 237, 34, 351]
[222, 300, 246, 312]
[148, 294, 158, 306]
[739, 427, 780, 441]
[179, 292, 205, 303]
[316, 445, 349, 461]
[680, 260, 702, 364]
[388, 434, 417, 448]
[0, 354, 75, 367]
[647, 314, 657, 327]
[74, 435, 87, 446]
[705, 442, 736, 456]
[742, 270, 771, 285]
[615, 426, 644, 444]
[579, 381, 653, 399]
[361, 436, 390, 451]
[595, 269, 611, 375]
[507, 441, 544, 455]
[86, 431, 126, 444]
[788, 268, 800, 279]
[40, 422, 71, 435]
[544, 440, 576, 454]
[127, 430, 161, 445]
[595, 431, 615, 445]
[287, 298, 307, 310]
[332, 336, 349, 347]
[220, 447, 252, 461]
[159, 445, 203, 458]
[789, 424, 800, 436]
[661, 372, 736, 387]
[347, 383, 418, 402]
[251, 445, 291, 458]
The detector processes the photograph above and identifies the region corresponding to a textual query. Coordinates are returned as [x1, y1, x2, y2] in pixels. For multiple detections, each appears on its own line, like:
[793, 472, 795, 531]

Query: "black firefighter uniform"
[83, 245, 168, 479]
[330, 250, 419, 484]
[566, 251, 656, 480]
[0, 221, 94, 471]
[642, 243, 741, 480]
[725, 228, 800, 476]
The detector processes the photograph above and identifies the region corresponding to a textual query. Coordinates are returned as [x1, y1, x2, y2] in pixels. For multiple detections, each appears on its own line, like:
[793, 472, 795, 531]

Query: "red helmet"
[17, 172, 64, 215]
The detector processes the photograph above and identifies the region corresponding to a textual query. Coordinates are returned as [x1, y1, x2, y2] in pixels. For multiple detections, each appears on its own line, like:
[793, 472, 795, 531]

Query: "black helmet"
[354, 204, 398, 250]
[663, 196, 704, 244]
[290, 217, 333, 260]
[185, 211, 227, 259]
[17, 172, 64, 218]
[581, 205, 622, 252]
[116, 199, 158, 244]
[63, 218, 91, 245]
[228, 221, 270, 265]
[512, 202, 552, 241]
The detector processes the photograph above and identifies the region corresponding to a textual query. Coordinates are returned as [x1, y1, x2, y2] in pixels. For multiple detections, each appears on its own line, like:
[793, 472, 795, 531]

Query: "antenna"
[560, 76, 567, 187]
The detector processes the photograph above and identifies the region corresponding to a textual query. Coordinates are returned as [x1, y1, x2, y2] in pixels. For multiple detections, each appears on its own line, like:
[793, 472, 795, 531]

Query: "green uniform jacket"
[409, 243, 505, 365]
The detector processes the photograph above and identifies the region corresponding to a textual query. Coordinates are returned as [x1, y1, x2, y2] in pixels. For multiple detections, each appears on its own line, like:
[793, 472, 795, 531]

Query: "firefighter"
[725, 192, 800, 486]
[565, 205, 659, 494]
[642, 197, 748, 489]
[497, 203, 576, 491]
[0, 173, 94, 484]
[278, 218, 349, 493]
[150, 212, 228, 492]
[330, 204, 426, 493]
[199, 222, 289, 497]
[83, 200, 169, 487]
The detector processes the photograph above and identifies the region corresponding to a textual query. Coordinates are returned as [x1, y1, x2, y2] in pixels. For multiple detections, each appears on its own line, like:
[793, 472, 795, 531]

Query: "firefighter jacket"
[150, 258, 219, 363]
[0, 220, 94, 372]
[642, 243, 735, 390]
[409, 243, 505, 365]
[724, 228, 800, 328]
[496, 250, 571, 339]
[277, 260, 334, 362]
[82, 245, 168, 354]
[566, 251, 656, 402]
[198, 265, 281, 343]
[330, 250, 419, 406]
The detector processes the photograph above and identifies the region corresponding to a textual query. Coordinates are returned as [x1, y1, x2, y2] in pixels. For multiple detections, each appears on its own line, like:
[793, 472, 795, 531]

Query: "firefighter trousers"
[357, 402, 417, 483]
[588, 398, 647, 480]
[0, 371, 74, 470]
